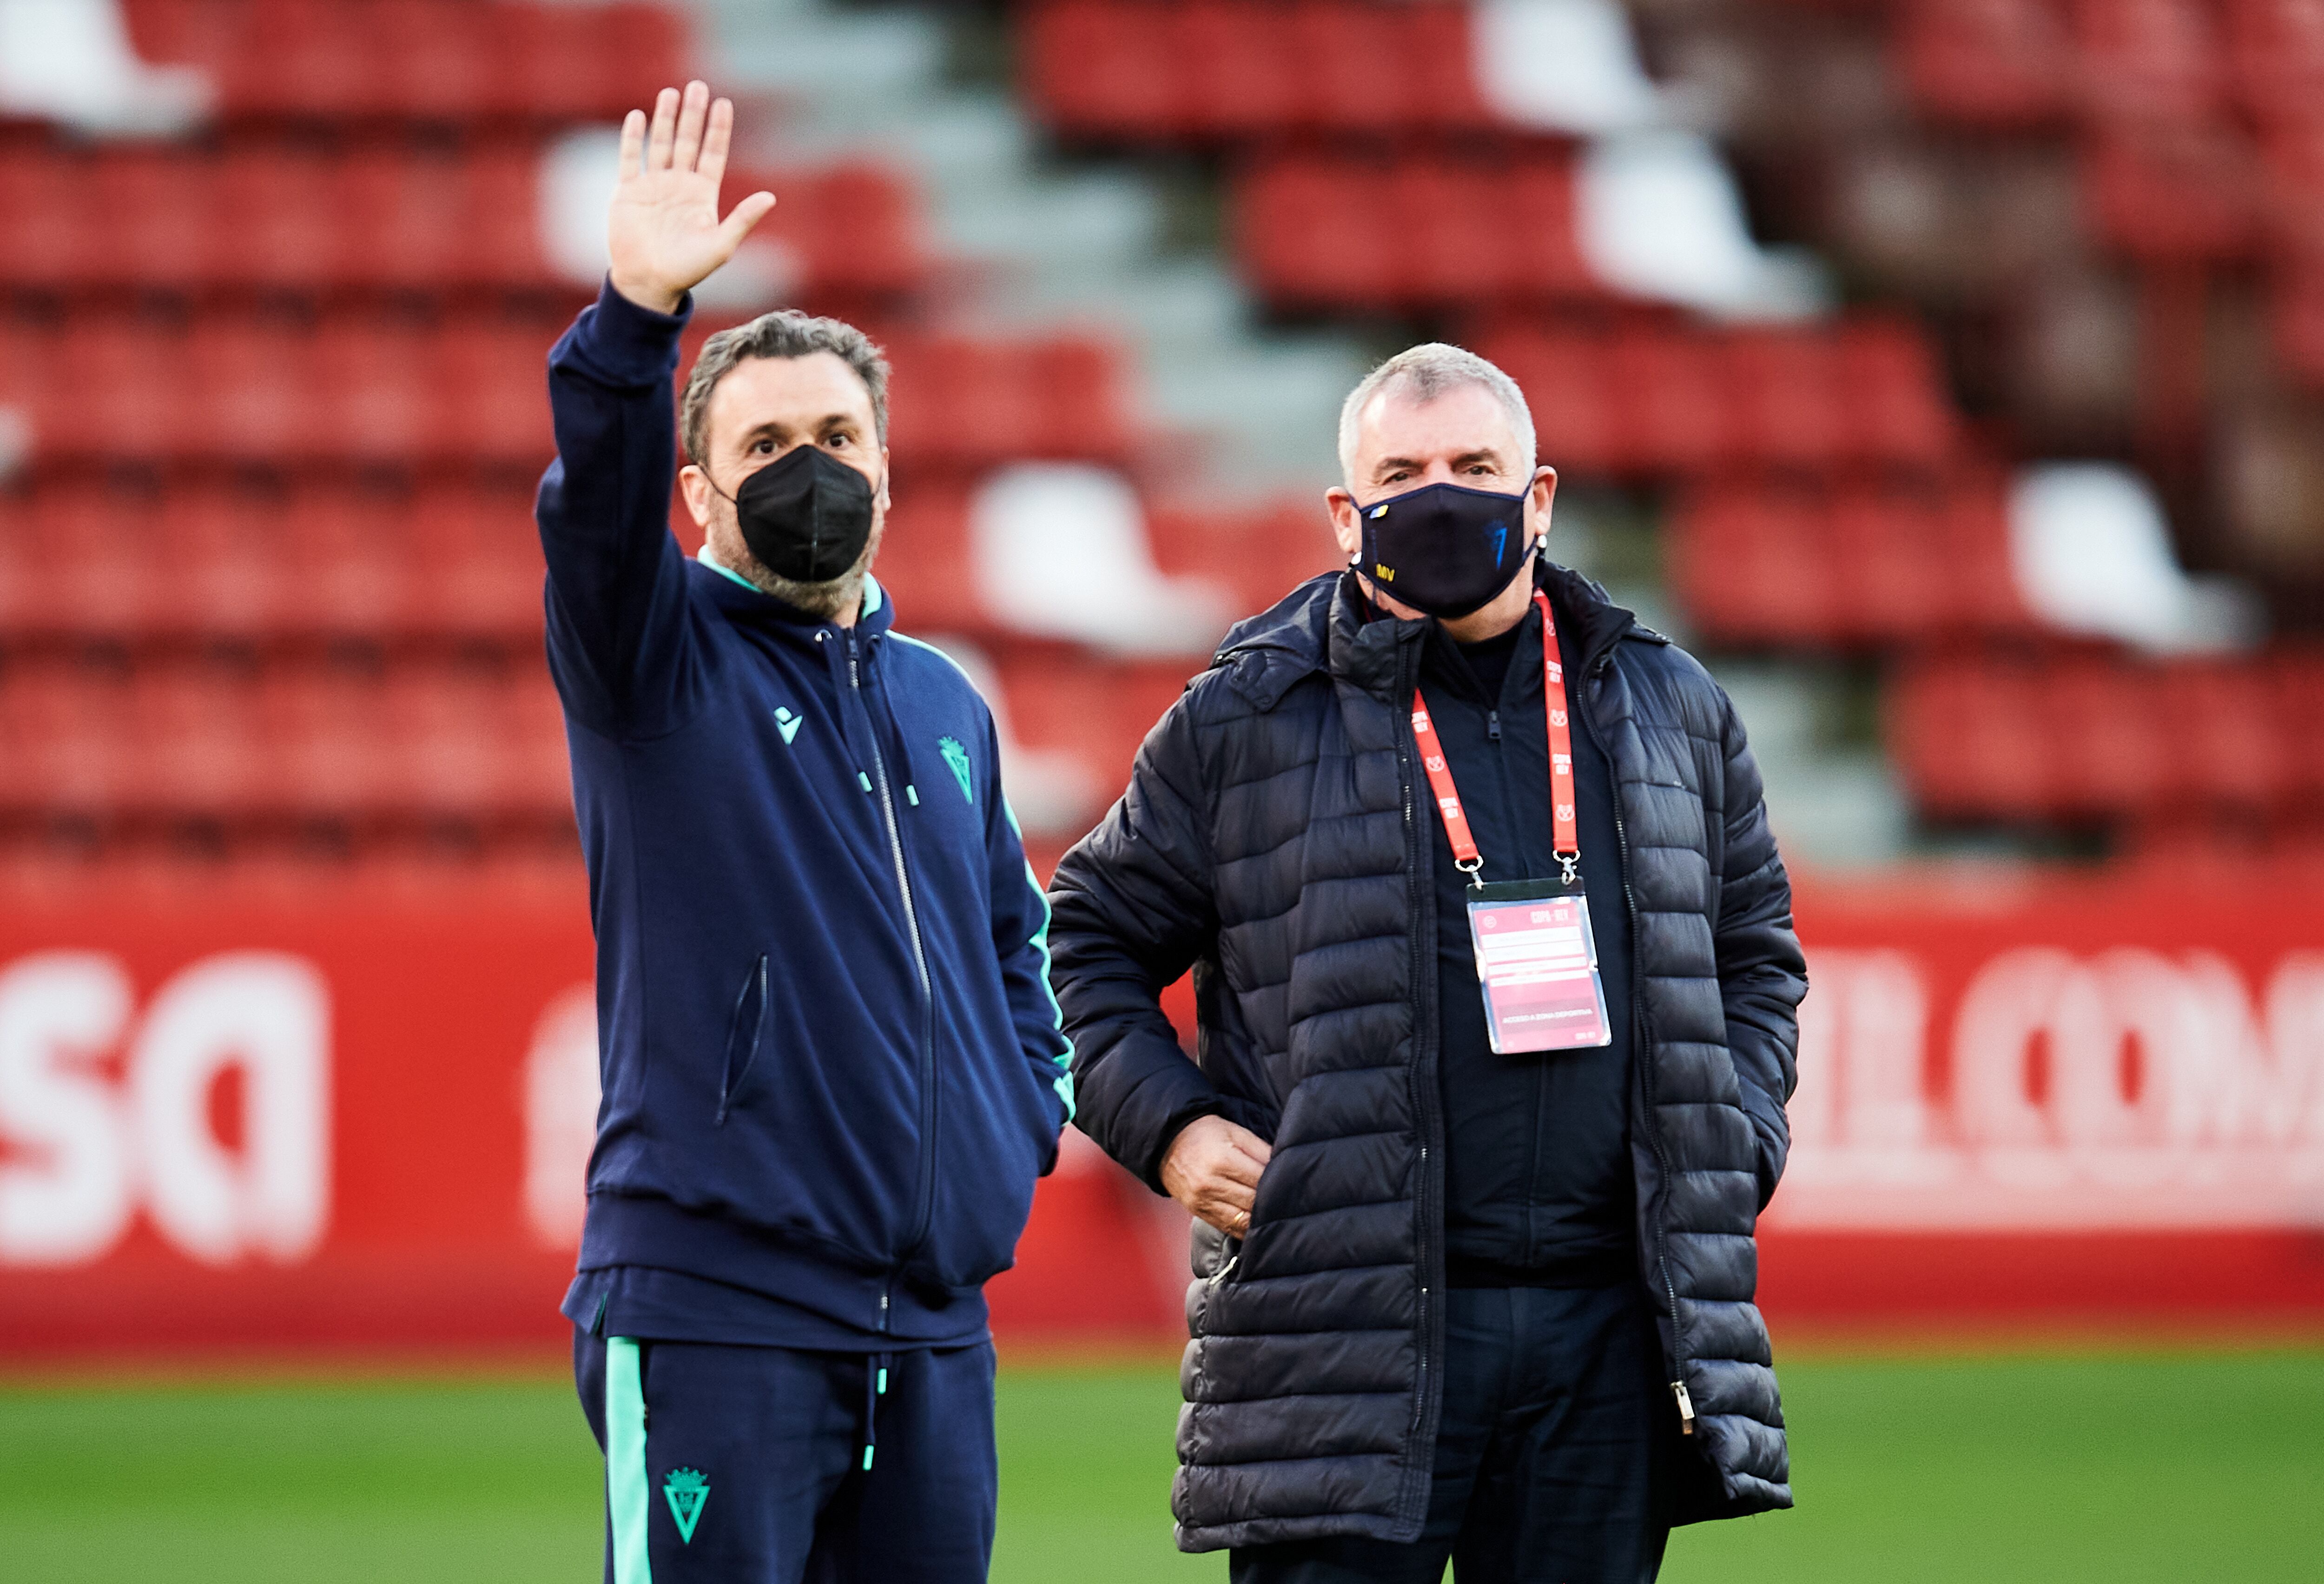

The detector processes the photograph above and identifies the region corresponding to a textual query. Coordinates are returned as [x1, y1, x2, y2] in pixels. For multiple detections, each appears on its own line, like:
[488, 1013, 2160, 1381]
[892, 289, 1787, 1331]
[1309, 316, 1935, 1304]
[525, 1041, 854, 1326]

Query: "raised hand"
[607, 80, 776, 315]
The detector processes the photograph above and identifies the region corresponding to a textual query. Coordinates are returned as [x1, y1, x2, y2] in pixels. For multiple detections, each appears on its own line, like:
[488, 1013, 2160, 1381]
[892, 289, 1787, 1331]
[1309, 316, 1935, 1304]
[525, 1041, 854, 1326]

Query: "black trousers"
[1230, 1285, 1676, 1584]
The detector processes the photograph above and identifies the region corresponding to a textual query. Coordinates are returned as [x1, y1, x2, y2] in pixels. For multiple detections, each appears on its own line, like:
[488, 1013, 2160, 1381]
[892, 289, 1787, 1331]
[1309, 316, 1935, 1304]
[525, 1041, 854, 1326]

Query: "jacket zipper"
[1393, 637, 1446, 1512]
[1583, 643, 1694, 1437]
[849, 631, 938, 1302]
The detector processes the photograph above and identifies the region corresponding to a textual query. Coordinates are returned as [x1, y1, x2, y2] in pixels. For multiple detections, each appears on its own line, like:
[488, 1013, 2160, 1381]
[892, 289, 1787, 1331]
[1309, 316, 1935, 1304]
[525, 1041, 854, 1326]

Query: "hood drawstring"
[860, 1352, 891, 1471]
[866, 644, 926, 810]
[819, 628, 881, 798]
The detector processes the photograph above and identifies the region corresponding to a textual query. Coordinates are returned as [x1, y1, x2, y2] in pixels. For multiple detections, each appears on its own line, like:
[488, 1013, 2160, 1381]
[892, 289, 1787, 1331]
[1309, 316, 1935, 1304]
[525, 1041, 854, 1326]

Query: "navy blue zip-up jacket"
[535, 281, 1073, 1345]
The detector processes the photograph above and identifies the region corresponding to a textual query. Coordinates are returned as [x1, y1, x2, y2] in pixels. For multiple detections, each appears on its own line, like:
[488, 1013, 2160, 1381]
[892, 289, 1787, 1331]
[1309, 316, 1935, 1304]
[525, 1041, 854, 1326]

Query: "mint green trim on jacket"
[694, 547, 885, 621]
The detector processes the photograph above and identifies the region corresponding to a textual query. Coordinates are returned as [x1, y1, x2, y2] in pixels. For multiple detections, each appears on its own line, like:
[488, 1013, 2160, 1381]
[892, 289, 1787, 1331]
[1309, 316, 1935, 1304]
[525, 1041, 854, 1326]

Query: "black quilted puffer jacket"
[1047, 562, 1805, 1551]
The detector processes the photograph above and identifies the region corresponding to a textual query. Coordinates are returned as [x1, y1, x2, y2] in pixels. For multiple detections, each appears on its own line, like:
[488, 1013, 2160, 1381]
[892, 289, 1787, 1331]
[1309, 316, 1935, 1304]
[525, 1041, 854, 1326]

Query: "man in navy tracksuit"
[535, 83, 1073, 1582]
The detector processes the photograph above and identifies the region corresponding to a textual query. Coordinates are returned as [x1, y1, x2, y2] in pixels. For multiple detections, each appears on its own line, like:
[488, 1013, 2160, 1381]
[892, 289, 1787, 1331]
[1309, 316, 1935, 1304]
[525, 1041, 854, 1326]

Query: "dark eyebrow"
[737, 412, 860, 448]
[1373, 446, 1507, 480]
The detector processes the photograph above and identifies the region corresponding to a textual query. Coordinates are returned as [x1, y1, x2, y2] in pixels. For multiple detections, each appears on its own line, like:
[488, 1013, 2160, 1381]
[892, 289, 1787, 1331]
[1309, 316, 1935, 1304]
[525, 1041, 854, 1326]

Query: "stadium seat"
[0, 660, 137, 815]
[1670, 475, 2030, 649]
[2073, 0, 2227, 126]
[2226, 0, 2324, 127]
[258, 663, 391, 813]
[1022, 0, 1491, 143]
[2085, 122, 2263, 264]
[1236, 150, 1596, 313]
[120, 0, 683, 123]
[1890, 647, 2324, 826]
[1888, 653, 2060, 823]
[1895, 0, 2074, 130]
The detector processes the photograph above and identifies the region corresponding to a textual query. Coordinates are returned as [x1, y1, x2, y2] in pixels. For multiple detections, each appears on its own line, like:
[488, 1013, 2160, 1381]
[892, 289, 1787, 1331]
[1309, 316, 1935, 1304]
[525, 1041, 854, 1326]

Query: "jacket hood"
[1211, 560, 1659, 711]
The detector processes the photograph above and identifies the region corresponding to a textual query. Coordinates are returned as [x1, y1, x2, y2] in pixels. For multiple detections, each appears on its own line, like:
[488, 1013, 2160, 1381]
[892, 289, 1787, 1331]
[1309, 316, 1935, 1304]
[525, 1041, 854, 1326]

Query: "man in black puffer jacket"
[1048, 345, 1804, 1581]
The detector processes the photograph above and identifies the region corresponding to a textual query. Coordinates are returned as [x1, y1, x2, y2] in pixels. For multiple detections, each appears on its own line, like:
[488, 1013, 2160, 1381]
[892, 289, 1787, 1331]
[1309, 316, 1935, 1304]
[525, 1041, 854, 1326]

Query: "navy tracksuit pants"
[574, 1331, 998, 1583]
[1229, 1285, 1677, 1584]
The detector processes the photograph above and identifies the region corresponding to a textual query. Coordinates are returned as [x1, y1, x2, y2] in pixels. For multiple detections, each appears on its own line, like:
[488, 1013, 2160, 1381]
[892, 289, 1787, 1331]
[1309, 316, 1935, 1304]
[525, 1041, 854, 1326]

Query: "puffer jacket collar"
[1212, 560, 1664, 710]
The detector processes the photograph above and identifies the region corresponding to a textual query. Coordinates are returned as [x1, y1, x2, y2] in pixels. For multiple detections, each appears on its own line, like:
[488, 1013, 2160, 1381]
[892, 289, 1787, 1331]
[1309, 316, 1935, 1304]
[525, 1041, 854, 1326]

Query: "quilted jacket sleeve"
[1046, 692, 1226, 1191]
[1712, 688, 1808, 1211]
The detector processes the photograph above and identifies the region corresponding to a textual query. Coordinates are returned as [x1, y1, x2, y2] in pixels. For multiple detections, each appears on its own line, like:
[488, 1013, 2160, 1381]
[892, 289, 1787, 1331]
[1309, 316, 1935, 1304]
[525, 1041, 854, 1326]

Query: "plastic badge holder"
[1464, 879, 1614, 1054]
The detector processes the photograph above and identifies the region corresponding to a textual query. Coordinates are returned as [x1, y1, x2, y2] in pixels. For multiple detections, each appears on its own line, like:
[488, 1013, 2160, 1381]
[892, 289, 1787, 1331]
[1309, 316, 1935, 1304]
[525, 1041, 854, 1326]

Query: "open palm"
[607, 81, 777, 315]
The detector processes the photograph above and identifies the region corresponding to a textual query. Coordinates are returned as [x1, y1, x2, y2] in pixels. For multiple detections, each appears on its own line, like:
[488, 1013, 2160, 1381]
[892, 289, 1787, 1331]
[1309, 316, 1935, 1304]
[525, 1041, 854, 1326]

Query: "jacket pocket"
[715, 954, 770, 1125]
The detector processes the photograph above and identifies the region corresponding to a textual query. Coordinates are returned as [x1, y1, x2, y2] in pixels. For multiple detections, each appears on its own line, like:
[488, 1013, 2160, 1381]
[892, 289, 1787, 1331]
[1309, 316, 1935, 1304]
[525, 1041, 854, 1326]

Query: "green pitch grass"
[1, 1346, 2317, 1582]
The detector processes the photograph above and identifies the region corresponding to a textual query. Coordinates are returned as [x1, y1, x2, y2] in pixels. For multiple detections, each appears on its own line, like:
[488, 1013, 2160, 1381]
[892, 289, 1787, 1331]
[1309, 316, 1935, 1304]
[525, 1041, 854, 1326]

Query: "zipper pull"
[1486, 709, 1500, 742]
[1672, 1379, 1695, 1435]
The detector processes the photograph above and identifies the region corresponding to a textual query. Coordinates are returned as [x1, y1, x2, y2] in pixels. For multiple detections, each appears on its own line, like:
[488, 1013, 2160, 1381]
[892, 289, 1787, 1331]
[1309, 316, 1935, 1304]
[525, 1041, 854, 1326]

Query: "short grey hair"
[680, 309, 891, 466]
[1336, 342, 1537, 486]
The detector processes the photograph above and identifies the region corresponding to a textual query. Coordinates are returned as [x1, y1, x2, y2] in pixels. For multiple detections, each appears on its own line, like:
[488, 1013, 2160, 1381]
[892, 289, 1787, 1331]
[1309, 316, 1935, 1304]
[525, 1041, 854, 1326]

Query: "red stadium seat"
[2269, 256, 2324, 386]
[1722, 331, 1848, 471]
[1895, 0, 2074, 129]
[1237, 150, 1594, 313]
[160, 484, 294, 639]
[1476, 325, 1625, 476]
[1607, 325, 1730, 476]
[869, 486, 982, 630]
[258, 664, 392, 814]
[409, 482, 546, 640]
[311, 318, 441, 461]
[2266, 650, 2324, 800]
[1180, 0, 1303, 141]
[2073, 0, 2228, 126]
[0, 661, 136, 815]
[1836, 317, 1958, 468]
[282, 484, 423, 640]
[2225, 0, 2324, 128]
[1022, 0, 1489, 143]
[19, 480, 168, 640]
[1235, 158, 1385, 313]
[435, 316, 559, 464]
[0, 159, 93, 289]
[1670, 483, 1839, 646]
[1890, 654, 2058, 823]
[1021, 0, 1182, 141]
[2043, 654, 2156, 817]
[188, 317, 318, 460]
[2084, 122, 2264, 264]
[1147, 496, 1338, 616]
[122, 0, 683, 123]
[129, 664, 267, 819]
[2165, 661, 2286, 809]
[221, 146, 341, 289]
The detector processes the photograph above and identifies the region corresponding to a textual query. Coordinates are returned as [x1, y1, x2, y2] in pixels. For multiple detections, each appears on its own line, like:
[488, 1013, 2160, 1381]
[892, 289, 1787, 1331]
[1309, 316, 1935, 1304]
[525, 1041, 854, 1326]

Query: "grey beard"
[721, 515, 884, 620]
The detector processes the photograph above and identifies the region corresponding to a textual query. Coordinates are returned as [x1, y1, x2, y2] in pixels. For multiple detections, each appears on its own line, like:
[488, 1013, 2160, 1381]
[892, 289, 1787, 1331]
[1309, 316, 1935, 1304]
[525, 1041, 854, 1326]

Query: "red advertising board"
[1, 864, 2319, 1362]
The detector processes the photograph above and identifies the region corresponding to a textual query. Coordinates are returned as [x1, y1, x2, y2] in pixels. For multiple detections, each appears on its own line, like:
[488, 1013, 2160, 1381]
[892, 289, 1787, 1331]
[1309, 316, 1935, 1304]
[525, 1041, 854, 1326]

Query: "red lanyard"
[1411, 592, 1579, 890]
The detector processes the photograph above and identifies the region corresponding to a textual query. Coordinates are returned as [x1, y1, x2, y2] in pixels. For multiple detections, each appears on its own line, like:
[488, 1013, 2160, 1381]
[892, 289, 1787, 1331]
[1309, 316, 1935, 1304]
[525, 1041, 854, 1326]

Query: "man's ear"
[1526, 465, 1559, 549]
[678, 464, 714, 529]
[878, 445, 891, 511]
[1325, 486, 1361, 561]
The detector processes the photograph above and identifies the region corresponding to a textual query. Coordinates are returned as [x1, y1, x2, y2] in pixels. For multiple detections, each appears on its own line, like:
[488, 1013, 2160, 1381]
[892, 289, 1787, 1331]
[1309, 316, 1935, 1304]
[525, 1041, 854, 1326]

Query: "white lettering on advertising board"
[0, 951, 331, 1266]
[1773, 948, 2324, 1229]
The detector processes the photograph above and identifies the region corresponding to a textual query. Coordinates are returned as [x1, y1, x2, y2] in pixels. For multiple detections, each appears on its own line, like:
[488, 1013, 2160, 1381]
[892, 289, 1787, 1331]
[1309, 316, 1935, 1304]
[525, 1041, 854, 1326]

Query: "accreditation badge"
[1464, 878, 1614, 1054]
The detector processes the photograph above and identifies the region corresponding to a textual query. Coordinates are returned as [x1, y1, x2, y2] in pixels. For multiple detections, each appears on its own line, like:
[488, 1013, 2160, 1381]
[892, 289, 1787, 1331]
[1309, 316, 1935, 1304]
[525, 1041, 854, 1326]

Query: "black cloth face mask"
[713, 444, 878, 585]
[1354, 479, 1534, 620]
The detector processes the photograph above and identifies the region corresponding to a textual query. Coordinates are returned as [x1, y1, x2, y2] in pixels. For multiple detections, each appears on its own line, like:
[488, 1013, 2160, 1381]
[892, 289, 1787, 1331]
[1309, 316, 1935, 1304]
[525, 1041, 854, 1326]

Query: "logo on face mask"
[1355, 480, 1532, 619]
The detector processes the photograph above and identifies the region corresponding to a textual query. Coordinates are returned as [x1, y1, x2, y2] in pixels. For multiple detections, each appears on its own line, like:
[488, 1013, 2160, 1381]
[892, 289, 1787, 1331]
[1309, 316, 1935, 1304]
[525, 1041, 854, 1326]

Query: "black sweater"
[1423, 596, 1636, 1286]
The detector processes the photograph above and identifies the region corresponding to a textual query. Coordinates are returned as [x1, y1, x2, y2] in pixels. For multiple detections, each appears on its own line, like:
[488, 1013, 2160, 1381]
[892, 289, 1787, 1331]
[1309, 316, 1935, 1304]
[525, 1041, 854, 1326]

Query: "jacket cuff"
[1142, 1098, 1227, 1195]
[571, 277, 694, 385]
